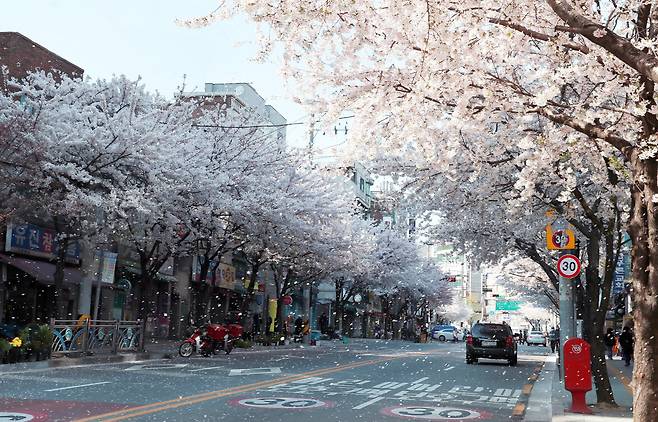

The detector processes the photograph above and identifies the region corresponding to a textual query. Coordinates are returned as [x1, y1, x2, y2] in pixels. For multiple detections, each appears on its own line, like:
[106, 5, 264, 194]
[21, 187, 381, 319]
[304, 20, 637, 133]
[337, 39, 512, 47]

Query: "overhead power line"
[192, 115, 355, 129]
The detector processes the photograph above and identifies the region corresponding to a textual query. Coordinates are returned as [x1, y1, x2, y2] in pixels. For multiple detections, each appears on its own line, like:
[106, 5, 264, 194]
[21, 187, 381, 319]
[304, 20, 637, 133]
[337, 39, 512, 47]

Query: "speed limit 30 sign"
[557, 254, 581, 279]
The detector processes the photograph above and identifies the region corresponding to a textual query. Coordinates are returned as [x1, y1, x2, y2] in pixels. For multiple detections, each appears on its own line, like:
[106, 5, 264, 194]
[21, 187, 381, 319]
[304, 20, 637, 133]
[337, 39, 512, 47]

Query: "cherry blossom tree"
[0, 72, 192, 318]
[400, 131, 626, 404]
[185, 2, 658, 413]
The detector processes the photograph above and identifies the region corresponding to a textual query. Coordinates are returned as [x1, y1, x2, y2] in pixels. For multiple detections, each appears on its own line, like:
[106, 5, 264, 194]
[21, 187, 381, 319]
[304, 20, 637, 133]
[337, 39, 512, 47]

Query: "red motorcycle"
[179, 323, 243, 357]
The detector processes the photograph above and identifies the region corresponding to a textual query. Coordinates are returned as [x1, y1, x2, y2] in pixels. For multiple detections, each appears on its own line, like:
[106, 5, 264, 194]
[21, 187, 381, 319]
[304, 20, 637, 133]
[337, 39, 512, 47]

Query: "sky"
[1, 0, 324, 148]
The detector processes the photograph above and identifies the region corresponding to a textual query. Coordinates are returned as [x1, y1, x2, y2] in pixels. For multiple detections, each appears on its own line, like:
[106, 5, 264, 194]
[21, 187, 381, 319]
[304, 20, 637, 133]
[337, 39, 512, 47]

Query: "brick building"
[0, 33, 84, 328]
[0, 32, 83, 92]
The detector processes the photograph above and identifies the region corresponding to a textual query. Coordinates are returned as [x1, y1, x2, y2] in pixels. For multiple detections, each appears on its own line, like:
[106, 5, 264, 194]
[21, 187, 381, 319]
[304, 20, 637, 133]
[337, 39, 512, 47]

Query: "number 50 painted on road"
[557, 254, 581, 279]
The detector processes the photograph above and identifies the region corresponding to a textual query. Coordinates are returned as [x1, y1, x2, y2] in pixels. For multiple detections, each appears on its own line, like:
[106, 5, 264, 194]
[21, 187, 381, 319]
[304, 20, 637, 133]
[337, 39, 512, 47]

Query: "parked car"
[466, 323, 517, 365]
[432, 327, 457, 341]
[526, 330, 547, 346]
[431, 324, 456, 336]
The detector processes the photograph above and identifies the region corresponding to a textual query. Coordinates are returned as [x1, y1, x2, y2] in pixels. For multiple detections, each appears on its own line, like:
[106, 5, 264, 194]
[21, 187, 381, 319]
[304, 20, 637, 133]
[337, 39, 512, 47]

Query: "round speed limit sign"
[557, 254, 581, 279]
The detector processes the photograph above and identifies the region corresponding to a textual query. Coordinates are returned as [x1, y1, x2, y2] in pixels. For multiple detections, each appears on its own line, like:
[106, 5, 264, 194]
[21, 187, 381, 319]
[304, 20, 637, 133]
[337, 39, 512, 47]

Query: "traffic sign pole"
[558, 249, 578, 379]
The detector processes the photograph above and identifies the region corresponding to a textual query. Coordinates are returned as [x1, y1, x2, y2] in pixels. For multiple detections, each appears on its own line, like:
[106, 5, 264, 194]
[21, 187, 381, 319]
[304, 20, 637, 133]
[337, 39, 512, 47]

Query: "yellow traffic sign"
[546, 225, 576, 250]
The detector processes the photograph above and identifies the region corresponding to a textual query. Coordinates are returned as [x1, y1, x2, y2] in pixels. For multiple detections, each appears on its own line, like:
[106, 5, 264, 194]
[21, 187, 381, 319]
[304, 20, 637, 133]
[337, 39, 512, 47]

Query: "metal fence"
[50, 318, 145, 355]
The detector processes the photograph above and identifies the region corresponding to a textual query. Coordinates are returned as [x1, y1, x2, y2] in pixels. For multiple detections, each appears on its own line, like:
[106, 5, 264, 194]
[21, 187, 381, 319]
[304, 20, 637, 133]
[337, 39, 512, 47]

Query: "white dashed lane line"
[44, 381, 111, 392]
[352, 397, 385, 409]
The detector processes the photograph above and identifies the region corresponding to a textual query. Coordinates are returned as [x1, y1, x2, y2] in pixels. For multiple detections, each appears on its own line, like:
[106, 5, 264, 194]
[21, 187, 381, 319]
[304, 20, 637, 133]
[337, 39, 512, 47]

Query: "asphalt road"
[0, 340, 552, 422]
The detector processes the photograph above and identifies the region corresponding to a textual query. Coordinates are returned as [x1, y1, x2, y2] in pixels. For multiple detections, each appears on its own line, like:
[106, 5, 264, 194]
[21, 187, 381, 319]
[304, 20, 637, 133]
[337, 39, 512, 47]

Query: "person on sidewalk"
[318, 313, 328, 334]
[548, 326, 559, 353]
[619, 326, 634, 366]
[604, 327, 616, 360]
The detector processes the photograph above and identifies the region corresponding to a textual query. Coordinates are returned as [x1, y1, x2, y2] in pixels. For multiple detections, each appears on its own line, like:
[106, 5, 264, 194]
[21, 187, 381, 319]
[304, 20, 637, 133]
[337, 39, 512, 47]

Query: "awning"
[119, 264, 177, 283]
[0, 254, 82, 285]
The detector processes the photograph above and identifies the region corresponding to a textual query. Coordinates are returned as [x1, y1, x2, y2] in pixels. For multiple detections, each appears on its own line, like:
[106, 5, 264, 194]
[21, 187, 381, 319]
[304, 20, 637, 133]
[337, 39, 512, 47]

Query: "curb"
[511, 361, 545, 419]
[607, 363, 633, 396]
[0, 351, 173, 372]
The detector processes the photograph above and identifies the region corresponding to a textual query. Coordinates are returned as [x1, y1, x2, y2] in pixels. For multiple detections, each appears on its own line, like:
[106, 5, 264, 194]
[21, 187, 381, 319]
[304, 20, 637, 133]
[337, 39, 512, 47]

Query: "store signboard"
[5, 222, 80, 263]
[192, 256, 236, 290]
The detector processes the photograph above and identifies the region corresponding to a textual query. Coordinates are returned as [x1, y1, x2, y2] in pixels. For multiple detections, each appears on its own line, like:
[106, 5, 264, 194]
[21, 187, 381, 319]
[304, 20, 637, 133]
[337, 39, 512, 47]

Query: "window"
[472, 324, 511, 337]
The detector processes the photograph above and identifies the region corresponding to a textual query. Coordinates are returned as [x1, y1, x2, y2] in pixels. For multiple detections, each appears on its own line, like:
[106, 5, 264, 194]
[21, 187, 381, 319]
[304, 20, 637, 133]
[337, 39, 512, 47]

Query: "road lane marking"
[98, 359, 390, 422]
[188, 366, 226, 372]
[45, 382, 111, 392]
[229, 367, 281, 376]
[411, 377, 429, 384]
[72, 356, 395, 422]
[352, 397, 385, 409]
[125, 364, 188, 371]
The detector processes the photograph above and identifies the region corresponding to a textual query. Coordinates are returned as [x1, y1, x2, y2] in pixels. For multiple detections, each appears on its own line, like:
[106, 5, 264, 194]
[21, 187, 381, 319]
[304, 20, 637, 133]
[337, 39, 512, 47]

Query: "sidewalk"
[524, 355, 633, 421]
[524, 356, 633, 422]
[0, 336, 366, 372]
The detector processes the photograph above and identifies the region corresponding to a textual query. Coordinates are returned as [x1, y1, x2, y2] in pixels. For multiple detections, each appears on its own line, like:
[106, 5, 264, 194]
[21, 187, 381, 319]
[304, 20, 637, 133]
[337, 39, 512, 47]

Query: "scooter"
[179, 323, 243, 357]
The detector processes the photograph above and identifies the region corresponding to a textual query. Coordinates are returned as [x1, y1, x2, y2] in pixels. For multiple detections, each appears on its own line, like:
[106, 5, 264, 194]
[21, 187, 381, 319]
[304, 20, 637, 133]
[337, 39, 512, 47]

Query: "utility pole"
[546, 212, 580, 377]
[93, 250, 105, 321]
[558, 247, 579, 377]
[558, 246, 580, 377]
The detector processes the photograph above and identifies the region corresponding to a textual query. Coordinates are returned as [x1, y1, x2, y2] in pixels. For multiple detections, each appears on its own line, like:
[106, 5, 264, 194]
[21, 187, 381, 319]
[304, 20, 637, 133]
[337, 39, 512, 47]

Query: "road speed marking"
[0, 412, 47, 421]
[231, 397, 331, 409]
[556, 254, 581, 279]
[382, 406, 486, 420]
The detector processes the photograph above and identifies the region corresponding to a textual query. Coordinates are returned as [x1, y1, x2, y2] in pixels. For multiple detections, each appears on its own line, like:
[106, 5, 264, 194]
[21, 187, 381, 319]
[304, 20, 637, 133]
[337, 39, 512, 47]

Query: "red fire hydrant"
[563, 338, 593, 414]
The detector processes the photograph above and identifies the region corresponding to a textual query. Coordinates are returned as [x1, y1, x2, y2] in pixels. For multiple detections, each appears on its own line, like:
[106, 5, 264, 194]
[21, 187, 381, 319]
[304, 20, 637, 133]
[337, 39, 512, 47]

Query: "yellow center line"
[73, 355, 399, 422]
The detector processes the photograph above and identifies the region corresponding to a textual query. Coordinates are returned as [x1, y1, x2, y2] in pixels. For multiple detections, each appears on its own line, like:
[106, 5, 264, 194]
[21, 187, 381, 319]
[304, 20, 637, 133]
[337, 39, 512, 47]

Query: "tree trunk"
[137, 271, 152, 321]
[628, 156, 658, 421]
[275, 295, 285, 335]
[239, 261, 262, 327]
[193, 256, 212, 323]
[584, 235, 617, 405]
[53, 237, 68, 319]
[335, 278, 344, 333]
[52, 217, 68, 319]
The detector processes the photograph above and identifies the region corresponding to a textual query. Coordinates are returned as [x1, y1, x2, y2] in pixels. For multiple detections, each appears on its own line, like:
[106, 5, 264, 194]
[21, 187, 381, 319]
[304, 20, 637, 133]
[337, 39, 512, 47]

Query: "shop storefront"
[191, 256, 238, 324]
[0, 223, 81, 327]
[117, 246, 176, 337]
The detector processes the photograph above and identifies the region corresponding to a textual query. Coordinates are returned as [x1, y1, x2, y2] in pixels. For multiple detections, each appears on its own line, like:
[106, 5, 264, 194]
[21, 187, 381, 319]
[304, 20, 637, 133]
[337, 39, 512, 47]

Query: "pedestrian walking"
[604, 328, 616, 360]
[548, 326, 560, 353]
[318, 313, 328, 334]
[619, 326, 634, 366]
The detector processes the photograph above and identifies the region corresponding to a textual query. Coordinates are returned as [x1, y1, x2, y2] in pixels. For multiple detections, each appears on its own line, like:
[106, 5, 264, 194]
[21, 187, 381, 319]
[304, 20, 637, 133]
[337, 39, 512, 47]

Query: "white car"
[432, 328, 457, 341]
[526, 331, 547, 346]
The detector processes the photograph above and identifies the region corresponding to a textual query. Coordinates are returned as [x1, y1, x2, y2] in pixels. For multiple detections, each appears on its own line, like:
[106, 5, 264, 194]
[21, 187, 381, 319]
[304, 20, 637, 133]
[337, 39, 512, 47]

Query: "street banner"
[94, 251, 118, 284]
[612, 249, 629, 296]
